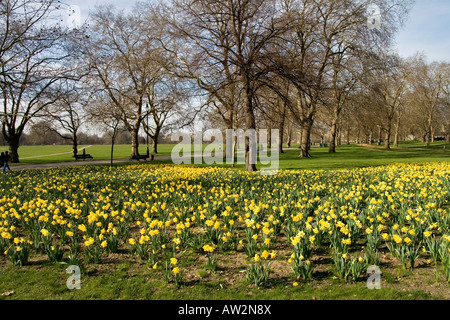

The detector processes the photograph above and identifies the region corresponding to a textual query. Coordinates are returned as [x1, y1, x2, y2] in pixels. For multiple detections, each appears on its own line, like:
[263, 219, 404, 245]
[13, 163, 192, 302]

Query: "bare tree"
[87, 97, 122, 168]
[167, 0, 241, 134]
[327, 53, 360, 153]
[171, 0, 287, 171]
[41, 78, 91, 157]
[0, 0, 72, 162]
[75, 2, 181, 158]
[254, 76, 293, 153]
[142, 76, 191, 155]
[408, 55, 449, 146]
[367, 54, 409, 149]
[272, 0, 411, 157]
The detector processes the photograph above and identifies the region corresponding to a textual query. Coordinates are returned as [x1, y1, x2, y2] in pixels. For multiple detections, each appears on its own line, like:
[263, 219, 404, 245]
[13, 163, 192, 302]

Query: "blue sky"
[394, 0, 450, 62]
[65, 0, 450, 62]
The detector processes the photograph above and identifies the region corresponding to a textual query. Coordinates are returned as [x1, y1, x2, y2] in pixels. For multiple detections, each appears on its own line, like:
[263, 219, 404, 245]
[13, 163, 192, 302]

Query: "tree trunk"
[297, 90, 314, 158]
[279, 102, 287, 154]
[329, 119, 338, 153]
[245, 134, 257, 171]
[243, 81, 257, 172]
[369, 130, 373, 145]
[299, 121, 312, 158]
[232, 134, 237, 167]
[425, 131, 431, 147]
[298, 128, 303, 148]
[329, 106, 340, 153]
[377, 126, 382, 146]
[256, 129, 260, 152]
[131, 129, 140, 156]
[152, 138, 158, 155]
[6, 135, 20, 163]
[151, 127, 160, 155]
[225, 121, 234, 162]
[278, 126, 284, 153]
[394, 116, 400, 148]
[110, 127, 118, 168]
[287, 129, 292, 148]
[425, 117, 432, 146]
[72, 131, 79, 157]
[385, 126, 391, 150]
[346, 124, 350, 145]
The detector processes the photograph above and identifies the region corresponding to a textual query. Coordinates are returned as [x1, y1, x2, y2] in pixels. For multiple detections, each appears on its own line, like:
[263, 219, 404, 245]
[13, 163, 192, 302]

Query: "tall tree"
[167, 0, 241, 134]
[0, 0, 71, 162]
[42, 78, 90, 157]
[75, 2, 181, 157]
[327, 53, 360, 153]
[171, 0, 287, 171]
[86, 96, 123, 168]
[273, 0, 411, 157]
[142, 76, 191, 155]
[408, 55, 449, 146]
[368, 54, 409, 149]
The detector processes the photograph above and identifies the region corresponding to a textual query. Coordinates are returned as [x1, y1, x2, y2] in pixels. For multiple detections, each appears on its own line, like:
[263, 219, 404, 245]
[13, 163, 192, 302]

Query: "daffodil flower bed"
[0, 162, 449, 286]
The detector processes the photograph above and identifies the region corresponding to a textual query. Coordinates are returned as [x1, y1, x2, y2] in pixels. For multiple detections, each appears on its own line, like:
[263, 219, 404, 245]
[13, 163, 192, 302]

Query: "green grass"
[6, 144, 169, 165]
[7, 141, 450, 169]
[0, 261, 441, 300]
[192, 141, 450, 171]
[8, 143, 223, 165]
[274, 143, 449, 171]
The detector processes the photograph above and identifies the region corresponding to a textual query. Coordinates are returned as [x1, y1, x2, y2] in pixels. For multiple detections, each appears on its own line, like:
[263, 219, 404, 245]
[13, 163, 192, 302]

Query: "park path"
[10, 151, 226, 171]
[11, 155, 172, 171]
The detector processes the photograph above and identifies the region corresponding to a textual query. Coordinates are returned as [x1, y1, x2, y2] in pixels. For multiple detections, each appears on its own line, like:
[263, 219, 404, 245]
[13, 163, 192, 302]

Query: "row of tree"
[0, 122, 153, 147]
[1, 0, 448, 168]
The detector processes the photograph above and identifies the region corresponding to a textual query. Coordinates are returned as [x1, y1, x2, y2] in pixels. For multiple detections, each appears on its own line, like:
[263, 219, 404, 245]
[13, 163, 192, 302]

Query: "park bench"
[129, 154, 154, 162]
[74, 154, 93, 161]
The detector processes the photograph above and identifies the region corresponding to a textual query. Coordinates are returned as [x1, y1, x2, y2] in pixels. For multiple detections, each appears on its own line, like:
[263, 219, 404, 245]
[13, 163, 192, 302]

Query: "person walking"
[2, 151, 11, 173]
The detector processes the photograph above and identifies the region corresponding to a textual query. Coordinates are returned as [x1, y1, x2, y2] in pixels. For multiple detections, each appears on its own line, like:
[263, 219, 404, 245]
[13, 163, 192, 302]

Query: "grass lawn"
[0, 253, 444, 301]
[7, 140, 450, 168]
[192, 141, 450, 171]
[6, 144, 173, 165]
[275, 142, 449, 171]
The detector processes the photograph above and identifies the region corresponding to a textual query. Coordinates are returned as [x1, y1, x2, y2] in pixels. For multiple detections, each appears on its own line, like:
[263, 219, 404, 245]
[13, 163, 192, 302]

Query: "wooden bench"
[75, 154, 93, 161]
[129, 154, 154, 162]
